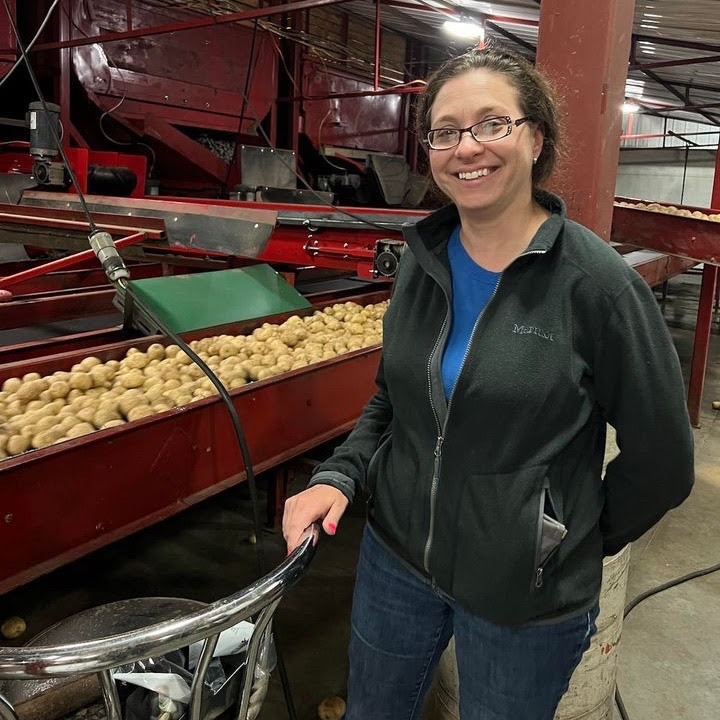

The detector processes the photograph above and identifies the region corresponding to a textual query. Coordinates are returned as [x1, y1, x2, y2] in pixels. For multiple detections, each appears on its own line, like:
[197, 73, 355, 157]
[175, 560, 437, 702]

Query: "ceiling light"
[442, 19, 485, 40]
[623, 101, 641, 113]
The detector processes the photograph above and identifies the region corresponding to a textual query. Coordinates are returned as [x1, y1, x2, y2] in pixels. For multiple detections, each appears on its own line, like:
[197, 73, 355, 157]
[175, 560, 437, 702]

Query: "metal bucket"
[423, 545, 631, 720]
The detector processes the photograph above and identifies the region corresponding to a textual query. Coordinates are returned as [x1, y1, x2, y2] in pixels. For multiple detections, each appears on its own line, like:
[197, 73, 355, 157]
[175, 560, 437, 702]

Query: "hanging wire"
[0, 0, 61, 91]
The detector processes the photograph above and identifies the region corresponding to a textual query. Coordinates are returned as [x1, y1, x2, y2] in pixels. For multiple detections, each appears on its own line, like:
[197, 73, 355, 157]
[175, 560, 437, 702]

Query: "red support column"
[688, 264, 718, 426]
[536, 0, 636, 240]
[687, 141, 720, 426]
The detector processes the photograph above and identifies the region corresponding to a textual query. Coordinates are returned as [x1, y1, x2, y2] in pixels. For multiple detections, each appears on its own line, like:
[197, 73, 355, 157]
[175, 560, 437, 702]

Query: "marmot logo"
[512, 324, 555, 341]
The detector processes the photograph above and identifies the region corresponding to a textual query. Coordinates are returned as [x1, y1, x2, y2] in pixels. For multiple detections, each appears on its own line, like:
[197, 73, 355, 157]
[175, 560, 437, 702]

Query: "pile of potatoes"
[0, 300, 387, 459]
[616, 200, 720, 221]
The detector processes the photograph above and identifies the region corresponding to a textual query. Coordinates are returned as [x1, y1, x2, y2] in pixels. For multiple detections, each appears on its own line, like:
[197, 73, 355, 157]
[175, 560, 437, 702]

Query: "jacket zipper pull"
[535, 567, 544, 589]
[434, 435, 444, 458]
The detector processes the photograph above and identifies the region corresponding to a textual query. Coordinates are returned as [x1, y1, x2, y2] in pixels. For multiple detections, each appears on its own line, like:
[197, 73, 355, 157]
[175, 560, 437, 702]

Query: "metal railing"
[0, 524, 319, 720]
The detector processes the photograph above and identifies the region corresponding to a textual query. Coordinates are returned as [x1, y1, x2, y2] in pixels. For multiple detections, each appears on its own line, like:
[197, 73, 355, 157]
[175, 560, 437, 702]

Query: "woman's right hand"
[283, 484, 349, 554]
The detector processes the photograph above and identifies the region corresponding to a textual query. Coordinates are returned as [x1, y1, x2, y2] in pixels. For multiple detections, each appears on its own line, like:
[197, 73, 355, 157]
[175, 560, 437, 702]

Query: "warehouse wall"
[615, 148, 718, 208]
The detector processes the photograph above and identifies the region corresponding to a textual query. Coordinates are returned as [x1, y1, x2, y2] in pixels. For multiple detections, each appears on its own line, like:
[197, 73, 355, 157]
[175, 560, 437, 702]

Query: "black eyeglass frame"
[425, 115, 532, 150]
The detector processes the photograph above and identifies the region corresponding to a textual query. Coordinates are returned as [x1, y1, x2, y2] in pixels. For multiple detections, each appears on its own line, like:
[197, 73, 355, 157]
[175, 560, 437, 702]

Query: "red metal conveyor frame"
[0, 292, 386, 595]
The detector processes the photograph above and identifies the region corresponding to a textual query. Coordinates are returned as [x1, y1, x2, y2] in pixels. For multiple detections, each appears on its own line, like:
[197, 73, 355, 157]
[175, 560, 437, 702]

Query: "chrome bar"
[188, 633, 220, 720]
[98, 669, 123, 720]
[235, 603, 278, 720]
[0, 524, 319, 680]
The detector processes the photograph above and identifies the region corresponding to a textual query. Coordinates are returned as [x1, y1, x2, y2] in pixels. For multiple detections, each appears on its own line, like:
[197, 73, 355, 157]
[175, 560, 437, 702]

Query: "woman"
[283, 46, 694, 720]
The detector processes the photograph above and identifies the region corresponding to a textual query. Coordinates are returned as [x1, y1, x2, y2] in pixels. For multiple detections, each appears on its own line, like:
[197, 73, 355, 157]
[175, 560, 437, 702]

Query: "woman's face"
[428, 68, 544, 218]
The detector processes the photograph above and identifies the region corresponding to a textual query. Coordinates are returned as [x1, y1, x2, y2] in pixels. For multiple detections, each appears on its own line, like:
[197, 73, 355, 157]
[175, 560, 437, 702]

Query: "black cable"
[1, 0, 97, 233]
[614, 559, 720, 720]
[120, 283, 269, 578]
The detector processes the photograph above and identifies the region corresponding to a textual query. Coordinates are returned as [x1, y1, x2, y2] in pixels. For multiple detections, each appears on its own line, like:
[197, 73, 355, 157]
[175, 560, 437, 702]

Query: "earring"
[533, 157, 538, 164]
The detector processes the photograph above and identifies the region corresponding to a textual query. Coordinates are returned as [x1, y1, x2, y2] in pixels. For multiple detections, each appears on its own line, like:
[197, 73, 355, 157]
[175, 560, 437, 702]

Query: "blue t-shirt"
[441, 226, 501, 400]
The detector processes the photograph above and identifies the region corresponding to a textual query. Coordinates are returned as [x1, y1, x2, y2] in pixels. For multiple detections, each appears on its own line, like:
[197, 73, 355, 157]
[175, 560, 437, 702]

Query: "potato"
[2, 378, 21, 394]
[125, 352, 149, 370]
[69, 396, 92, 411]
[101, 419, 125, 429]
[163, 378, 182, 392]
[0, 616, 26, 640]
[89, 367, 111, 387]
[58, 415, 82, 432]
[120, 370, 145, 389]
[118, 391, 145, 416]
[6, 399, 25, 416]
[31, 428, 63, 449]
[175, 350, 193, 366]
[35, 415, 60, 432]
[69, 372, 93, 391]
[7, 435, 31, 455]
[126, 404, 154, 422]
[144, 385, 165, 403]
[93, 407, 121, 428]
[77, 407, 96, 424]
[218, 344, 238, 359]
[165, 344, 181, 358]
[22, 372, 42, 383]
[228, 376, 248, 389]
[79, 356, 102, 371]
[17, 381, 44, 403]
[65, 422, 95, 438]
[49, 380, 71, 399]
[146, 343, 165, 361]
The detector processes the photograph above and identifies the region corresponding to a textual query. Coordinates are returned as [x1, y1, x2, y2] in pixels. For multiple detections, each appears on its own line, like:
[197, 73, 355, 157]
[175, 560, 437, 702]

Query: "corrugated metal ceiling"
[346, 0, 720, 127]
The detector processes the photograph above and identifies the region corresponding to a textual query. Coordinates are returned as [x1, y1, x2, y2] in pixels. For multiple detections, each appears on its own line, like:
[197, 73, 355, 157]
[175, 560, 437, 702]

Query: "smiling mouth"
[457, 167, 497, 180]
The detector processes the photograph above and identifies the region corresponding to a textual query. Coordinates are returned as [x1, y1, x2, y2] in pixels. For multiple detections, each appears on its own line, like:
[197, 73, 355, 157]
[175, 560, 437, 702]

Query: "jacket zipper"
[423, 271, 504, 574]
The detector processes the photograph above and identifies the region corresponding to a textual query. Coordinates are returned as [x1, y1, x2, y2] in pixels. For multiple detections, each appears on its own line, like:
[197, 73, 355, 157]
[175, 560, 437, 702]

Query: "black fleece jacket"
[309, 192, 694, 625]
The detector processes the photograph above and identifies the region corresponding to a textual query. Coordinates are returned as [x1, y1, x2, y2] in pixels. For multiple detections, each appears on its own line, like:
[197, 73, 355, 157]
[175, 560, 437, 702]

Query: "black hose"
[615, 559, 720, 719]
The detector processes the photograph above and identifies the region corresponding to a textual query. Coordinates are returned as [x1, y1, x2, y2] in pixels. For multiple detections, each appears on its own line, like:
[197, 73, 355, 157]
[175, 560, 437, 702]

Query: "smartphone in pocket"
[539, 514, 567, 564]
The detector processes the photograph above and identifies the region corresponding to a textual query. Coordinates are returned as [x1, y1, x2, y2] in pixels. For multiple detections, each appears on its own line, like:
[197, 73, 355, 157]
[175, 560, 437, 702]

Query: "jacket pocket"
[366, 430, 392, 495]
[450, 465, 549, 620]
[533, 479, 568, 590]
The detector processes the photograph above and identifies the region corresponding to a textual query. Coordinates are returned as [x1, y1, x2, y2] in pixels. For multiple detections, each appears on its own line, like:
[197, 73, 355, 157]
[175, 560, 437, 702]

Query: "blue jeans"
[346, 526, 598, 720]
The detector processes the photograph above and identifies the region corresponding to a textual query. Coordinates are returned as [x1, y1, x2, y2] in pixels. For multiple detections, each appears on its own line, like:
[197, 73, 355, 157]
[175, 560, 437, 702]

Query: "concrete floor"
[0, 271, 719, 720]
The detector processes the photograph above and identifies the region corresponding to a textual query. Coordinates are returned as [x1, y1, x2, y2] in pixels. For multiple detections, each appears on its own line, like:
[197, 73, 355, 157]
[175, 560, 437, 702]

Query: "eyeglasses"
[426, 116, 531, 150]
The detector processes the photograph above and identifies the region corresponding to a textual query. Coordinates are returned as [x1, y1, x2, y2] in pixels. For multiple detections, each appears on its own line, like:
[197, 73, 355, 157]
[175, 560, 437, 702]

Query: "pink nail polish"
[327, 523, 337, 535]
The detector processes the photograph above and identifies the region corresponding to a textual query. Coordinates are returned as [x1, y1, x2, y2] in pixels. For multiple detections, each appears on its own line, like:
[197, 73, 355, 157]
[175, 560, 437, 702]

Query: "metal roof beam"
[631, 54, 720, 72]
[641, 67, 720, 125]
[634, 33, 720, 54]
[485, 21, 536, 56]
